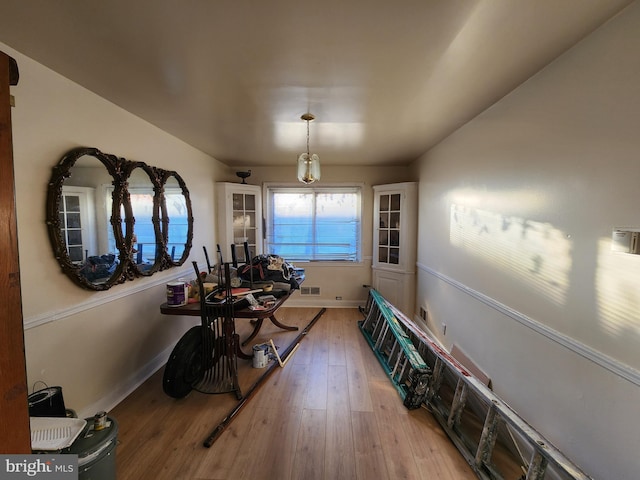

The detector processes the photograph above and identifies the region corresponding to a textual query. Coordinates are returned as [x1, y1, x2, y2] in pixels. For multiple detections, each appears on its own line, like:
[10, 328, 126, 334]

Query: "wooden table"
[161, 288, 299, 350]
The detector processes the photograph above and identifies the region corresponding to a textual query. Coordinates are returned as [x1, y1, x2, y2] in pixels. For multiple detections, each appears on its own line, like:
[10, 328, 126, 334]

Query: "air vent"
[300, 286, 321, 296]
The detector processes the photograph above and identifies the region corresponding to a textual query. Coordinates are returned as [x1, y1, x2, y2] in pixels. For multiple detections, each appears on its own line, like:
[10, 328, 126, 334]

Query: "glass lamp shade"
[297, 153, 321, 184]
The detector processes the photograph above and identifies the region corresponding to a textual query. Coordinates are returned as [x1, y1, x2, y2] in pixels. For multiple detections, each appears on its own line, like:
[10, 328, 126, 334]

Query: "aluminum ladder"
[359, 289, 593, 480]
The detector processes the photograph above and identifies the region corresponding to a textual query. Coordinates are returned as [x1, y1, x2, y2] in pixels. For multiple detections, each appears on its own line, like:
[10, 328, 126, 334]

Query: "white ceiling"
[0, 0, 633, 167]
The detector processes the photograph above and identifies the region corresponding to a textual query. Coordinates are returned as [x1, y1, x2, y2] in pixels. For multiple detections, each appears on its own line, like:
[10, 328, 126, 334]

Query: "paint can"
[94, 411, 107, 431]
[252, 344, 268, 368]
[166, 281, 187, 307]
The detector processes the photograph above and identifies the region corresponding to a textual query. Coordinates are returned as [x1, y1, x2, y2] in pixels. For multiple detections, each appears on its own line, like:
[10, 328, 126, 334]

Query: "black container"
[28, 386, 66, 417]
[66, 416, 118, 480]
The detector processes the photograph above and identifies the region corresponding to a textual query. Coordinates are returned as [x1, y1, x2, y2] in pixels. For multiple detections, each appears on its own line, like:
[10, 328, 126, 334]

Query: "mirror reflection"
[47, 147, 193, 290]
[163, 173, 192, 266]
[127, 165, 160, 275]
[59, 152, 120, 287]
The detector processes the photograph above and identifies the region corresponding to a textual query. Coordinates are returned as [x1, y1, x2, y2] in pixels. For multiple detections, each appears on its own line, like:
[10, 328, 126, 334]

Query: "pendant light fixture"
[297, 113, 321, 184]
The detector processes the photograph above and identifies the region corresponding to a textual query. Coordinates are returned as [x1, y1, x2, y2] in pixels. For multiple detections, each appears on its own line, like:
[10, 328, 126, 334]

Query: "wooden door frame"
[0, 50, 31, 452]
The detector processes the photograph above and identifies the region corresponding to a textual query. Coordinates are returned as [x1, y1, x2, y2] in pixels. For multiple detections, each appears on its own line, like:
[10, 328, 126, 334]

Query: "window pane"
[68, 246, 84, 263]
[68, 230, 83, 245]
[380, 194, 389, 211]
[65, 195, 81, 212]
[232, 193, 243, 210]
[379, 212, 389, 228]
[270, 192, 312, 259]
[390, 212, 400, 229]
[390, 230, 400, 247]
[165, 189, 188, 258]
[130, 193, 154, 242]
[390, 194, 401, 211]
[66, 213, 82, 228]
[267, 187, 361, 262]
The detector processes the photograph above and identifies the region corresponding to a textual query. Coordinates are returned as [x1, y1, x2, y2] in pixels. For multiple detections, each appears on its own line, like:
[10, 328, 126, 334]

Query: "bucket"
[166, 281, 187, 307]
[68, 416, 118, 480]
[252, 345, 268, 368]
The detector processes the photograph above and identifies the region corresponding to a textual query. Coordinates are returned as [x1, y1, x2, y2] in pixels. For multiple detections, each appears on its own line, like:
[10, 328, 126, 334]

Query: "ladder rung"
[474, 402, 499, 469]
[390, 345, 404, 374]
[526, 451, 548, 480]
[374, 321, 389, 350]
[427, 358, 445, 402]
[447, 378, 468, 430]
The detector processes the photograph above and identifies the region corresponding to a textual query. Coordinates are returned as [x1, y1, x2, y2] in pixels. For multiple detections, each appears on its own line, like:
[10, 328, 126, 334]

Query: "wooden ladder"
[359, 289, 593, 480]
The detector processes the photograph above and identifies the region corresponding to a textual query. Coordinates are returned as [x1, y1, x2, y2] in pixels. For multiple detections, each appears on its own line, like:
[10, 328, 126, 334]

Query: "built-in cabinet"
[216, 182, 263, 264]
[372, 182, 418, 316]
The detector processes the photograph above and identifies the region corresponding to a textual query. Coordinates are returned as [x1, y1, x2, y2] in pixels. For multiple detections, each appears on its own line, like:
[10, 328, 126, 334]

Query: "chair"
[192, 261, 242, 399]
[162, 260, 243, 400]
[203, 245, 213, 273]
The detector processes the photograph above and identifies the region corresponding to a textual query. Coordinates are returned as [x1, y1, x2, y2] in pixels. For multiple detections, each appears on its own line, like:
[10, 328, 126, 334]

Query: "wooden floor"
[111, 307, 476, 480]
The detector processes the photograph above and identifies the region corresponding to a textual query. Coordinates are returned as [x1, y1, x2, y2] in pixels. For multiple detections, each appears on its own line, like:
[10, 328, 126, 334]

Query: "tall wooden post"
[0, 50, 31, 452]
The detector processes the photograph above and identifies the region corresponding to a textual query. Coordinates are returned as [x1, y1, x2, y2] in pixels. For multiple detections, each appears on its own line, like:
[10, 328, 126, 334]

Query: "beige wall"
[2, 43, 415, 419]
[2, 42, 228, 417]
[412, 4, 640, 479]
[235, 165, 412, 308]
[7, 4, 637, 476]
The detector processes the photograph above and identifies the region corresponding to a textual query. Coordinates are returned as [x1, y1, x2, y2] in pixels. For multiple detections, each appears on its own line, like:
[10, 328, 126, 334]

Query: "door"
[0, 51, 31, 452]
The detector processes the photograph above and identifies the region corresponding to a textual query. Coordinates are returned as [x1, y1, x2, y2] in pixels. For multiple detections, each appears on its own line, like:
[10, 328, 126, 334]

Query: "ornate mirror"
[46, 147, 125, 290]
[123, 162, 163, 277]
[47, 147, 193, 290]
[161, 171, 193, 266]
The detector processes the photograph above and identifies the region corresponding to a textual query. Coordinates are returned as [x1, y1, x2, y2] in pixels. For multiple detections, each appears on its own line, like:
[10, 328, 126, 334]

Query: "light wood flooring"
[111, 307, 476, 480]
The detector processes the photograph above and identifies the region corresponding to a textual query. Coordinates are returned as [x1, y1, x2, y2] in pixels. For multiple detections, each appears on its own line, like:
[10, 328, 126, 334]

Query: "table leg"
[241, 318, 264, 346]
[268, 315, 299, 332]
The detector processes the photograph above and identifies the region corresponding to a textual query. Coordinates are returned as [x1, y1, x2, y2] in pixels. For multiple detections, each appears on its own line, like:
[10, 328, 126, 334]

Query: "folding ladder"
[359, 289, 593, 480]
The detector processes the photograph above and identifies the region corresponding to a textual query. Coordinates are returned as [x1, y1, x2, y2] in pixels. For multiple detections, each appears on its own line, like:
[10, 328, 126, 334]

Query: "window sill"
[292, 260, 365, 267]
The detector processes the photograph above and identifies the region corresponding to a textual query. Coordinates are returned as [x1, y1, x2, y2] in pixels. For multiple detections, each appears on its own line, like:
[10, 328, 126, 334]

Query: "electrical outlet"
[442, 323, 447, 335]
[336, 296, 342, 300]
[420, 307, 426, 320]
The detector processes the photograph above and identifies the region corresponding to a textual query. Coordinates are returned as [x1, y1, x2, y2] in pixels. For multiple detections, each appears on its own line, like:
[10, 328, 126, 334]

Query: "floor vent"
[300, 286, 321, 296]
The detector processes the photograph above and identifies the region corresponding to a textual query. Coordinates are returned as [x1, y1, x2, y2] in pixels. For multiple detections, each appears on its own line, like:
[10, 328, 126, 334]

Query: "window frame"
[264, 182, 364, 265]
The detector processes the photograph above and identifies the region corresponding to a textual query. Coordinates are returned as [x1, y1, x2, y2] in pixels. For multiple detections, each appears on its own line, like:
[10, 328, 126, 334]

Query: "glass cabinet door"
[378, 193, 401, 265]
[232, 192, 258, 263]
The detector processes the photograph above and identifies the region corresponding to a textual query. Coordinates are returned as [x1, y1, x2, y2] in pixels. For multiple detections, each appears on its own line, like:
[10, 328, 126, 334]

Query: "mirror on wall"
[46, 147, 193, 290]
[161, 172, 193, 267]
[124, 162, 163, 277]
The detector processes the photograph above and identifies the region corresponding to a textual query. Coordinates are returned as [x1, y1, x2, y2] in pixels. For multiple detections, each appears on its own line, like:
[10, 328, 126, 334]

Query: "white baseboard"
[76, 298, 363, 418]
[286, 298, 363, 309]
[76, 344, 173, 419]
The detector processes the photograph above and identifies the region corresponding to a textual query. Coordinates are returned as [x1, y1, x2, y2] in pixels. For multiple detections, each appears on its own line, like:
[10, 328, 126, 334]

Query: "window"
[60, 186, 97, 264]
[106, 186, 188, 262]
[266, 185, 362, 262]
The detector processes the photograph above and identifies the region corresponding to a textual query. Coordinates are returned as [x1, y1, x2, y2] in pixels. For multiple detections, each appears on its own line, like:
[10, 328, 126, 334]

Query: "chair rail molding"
[23, 265, 205, 330]
[417, 262, 640, 387]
